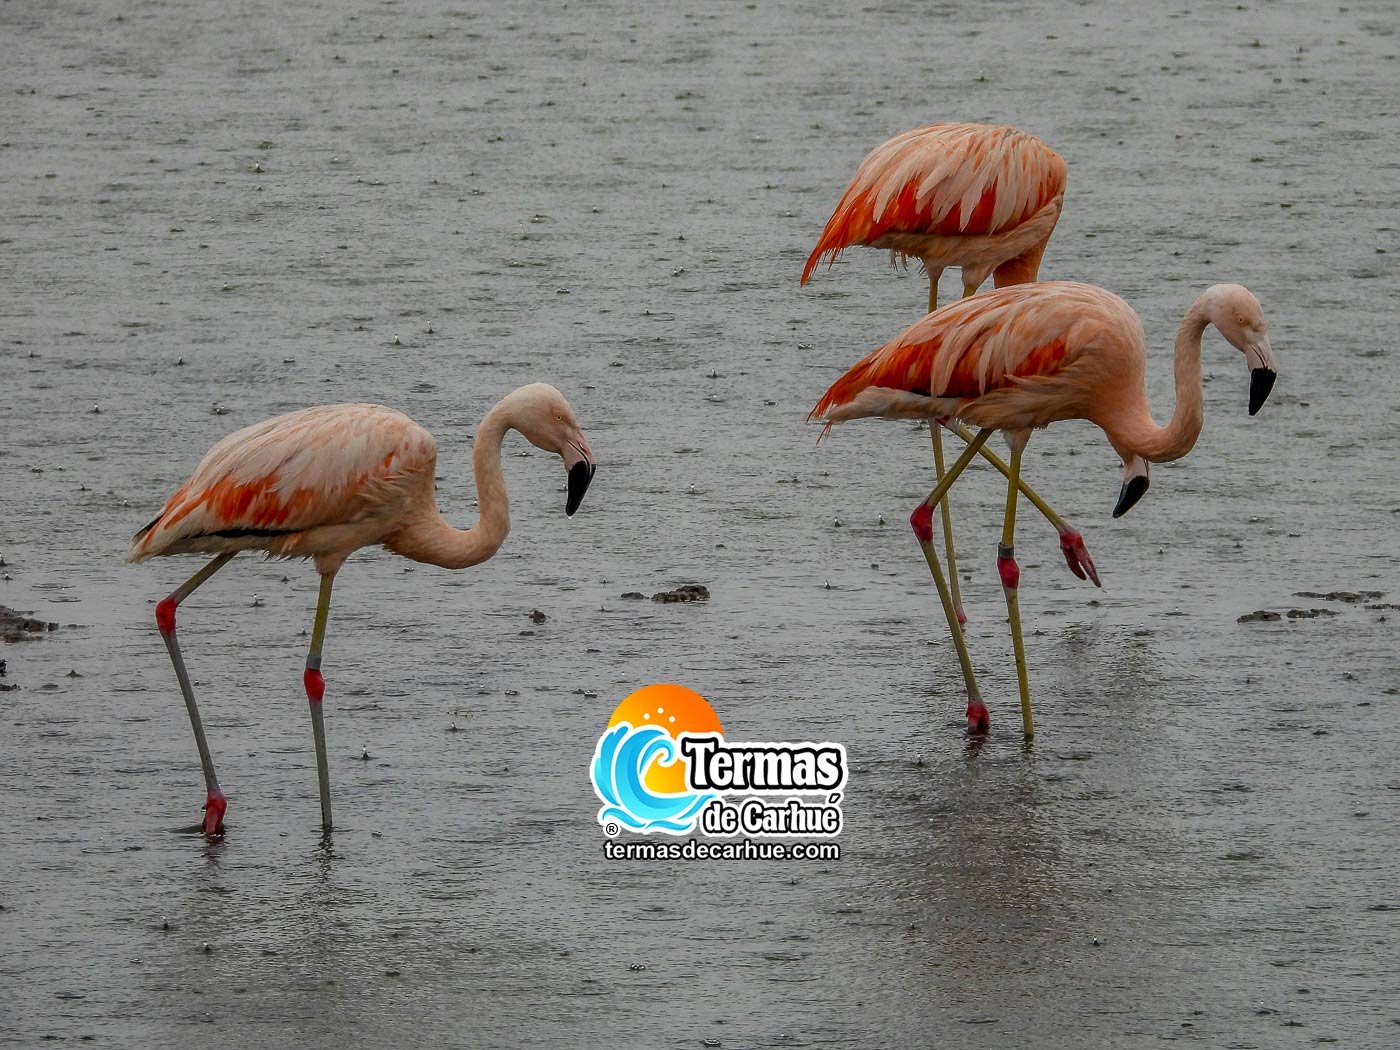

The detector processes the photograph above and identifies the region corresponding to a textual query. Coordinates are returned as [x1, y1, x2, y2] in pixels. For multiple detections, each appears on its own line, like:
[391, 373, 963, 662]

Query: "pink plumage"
[129, 404, 436, 564]
[802, 123, 1067, 293]
[811, 282, 1144, 434]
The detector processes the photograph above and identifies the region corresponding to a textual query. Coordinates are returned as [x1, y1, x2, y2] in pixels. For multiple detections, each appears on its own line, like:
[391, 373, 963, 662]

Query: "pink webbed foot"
[966, 699, 990, 736]
[203, 790, 227, 842]
[1058, 529, 1101, 587]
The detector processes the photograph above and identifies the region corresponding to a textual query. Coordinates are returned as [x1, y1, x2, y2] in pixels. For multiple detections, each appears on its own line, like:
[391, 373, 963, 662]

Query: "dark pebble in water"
[619, 591, 645, 600]
[1238, 610, 1281, 622]
[529, 609, 547, 623]
[651, 583, 709, 603]
[1286, 608, 1337, 618]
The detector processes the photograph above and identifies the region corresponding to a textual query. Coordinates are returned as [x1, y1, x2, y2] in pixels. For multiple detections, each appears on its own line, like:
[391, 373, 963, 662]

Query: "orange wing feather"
[128, 404, 435, 561]
[810, 282, 1137, 425]
[802, 123, 1067, 283]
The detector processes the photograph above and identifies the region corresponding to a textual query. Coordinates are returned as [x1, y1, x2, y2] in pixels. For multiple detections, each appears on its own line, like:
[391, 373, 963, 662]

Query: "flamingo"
[810, 281, 1277, 739]
[128, 383, 597, 840]
[801, 122, 1094, 623]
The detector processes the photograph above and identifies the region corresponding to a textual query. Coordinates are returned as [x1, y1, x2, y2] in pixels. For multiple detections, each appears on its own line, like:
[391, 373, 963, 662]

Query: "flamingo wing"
[128, 404, 436, 561]
[810, 282, 1140, 426]
[802, 123, 1067, 283]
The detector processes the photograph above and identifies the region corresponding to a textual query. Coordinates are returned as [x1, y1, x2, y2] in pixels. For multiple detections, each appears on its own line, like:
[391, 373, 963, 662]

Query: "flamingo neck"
[390, 403, 513, 570]
[1112, 303, 1209, 464]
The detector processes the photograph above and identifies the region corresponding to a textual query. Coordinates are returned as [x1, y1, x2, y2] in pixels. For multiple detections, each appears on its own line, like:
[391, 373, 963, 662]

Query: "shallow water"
[2, 0, 1398, 1046]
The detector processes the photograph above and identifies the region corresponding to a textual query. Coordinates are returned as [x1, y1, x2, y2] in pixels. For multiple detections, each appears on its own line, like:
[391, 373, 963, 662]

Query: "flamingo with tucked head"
[129, 383, 597, 841]
[811, 282, 1277, 739]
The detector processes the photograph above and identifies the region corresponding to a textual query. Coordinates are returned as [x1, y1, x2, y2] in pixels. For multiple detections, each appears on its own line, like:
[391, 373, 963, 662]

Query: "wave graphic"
[591, 723, 715, 834]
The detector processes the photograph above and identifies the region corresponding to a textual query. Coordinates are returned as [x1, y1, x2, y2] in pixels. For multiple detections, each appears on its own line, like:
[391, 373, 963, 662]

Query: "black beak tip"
[565, 462, 595, 516]
[1249, 368, 1276, 416]
[1112, 475, 1150, 519]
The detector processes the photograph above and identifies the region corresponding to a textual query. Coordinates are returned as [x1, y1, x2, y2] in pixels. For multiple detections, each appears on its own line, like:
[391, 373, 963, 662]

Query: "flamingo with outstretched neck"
[802, 122, 1096, 621]
[129, 383, 597, 841]
[811, 282, 1277, 739]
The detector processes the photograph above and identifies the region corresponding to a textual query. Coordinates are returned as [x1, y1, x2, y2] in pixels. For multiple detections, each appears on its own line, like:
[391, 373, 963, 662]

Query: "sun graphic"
[607, 683, 723, 795]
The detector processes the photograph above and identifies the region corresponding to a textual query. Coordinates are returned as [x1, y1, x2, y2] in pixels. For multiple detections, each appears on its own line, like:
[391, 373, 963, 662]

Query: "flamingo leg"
[919, 281, 978, 630]
[910, 429, 992, 734]
[304, 572, 336, 834]
[154, 551, 236, 841]
[998, 448, 1035, 740]
[931, 427, 967, 625]
[942, 419, 1100, 587]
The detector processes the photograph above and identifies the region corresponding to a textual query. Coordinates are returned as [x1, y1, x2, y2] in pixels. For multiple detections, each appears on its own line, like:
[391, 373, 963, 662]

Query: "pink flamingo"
[128, 384, 596, 840]
[811, 281, 1277, 739]
[801, 122, 1095, 620]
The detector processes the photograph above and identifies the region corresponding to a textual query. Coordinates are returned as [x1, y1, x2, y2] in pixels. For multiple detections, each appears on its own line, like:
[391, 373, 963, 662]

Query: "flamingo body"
[129, 404, 437, 571]
[802, 123, 1067, 292]
[812, 282, 1147, 436]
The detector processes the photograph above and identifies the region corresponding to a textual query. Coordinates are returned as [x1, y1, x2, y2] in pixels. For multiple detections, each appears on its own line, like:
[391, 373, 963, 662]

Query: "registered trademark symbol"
[604, 821, 620, 837]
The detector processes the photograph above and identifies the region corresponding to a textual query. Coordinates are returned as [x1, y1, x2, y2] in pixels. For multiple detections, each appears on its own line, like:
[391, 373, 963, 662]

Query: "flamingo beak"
[563, 432, 596, 516]
[1244, 337, 1277, 416]
[1113, 457, 1150, 518]
[566, 462, 595, 516]
[1248, 368, 1276, 416]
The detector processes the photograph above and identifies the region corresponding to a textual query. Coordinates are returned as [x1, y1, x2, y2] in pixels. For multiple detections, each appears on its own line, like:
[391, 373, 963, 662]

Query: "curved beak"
[563, 431, 596, 516]
[1249, 368, 1276, 416]
[1113, 457, 1150, 518]
[1243, 337, 1277, 416]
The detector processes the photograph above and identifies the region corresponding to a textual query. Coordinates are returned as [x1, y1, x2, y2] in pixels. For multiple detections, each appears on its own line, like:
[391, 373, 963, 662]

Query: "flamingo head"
[511, 384, 597, 515]
[1203, 284, 1276, 415]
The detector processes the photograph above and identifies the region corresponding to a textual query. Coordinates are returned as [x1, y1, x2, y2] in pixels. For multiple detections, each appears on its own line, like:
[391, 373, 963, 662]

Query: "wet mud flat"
[3, 0, 1400, 1047]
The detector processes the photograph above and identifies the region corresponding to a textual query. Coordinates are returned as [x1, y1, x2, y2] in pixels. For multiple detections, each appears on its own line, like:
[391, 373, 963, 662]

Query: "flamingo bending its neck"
[811, 281, 1277, 739]
[129, 383, 597, 841]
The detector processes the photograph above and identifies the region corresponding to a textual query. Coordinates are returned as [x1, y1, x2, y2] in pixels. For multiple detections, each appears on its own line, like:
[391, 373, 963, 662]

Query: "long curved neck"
[390, 404, 512, 570]
[1111, 305, 1209, 464]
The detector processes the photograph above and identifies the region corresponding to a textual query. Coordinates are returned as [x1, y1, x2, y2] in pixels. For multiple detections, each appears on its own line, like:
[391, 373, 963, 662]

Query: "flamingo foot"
[966, 698, 990, 736]
[203, 789, 227, 842]
[1058, 529, 1100, 587]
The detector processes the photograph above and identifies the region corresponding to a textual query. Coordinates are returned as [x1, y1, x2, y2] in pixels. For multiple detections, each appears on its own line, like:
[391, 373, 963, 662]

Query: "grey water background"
[2, 0, 1398, 1045]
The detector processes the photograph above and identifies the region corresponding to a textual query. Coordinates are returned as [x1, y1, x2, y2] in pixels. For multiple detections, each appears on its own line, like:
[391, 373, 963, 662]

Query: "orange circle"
[607, 684, 723, 795]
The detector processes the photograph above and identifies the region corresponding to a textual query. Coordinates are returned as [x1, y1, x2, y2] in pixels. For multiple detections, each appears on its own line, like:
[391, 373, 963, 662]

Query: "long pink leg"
[304, 572, 337, 835]
[155, 552, 236, 841]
